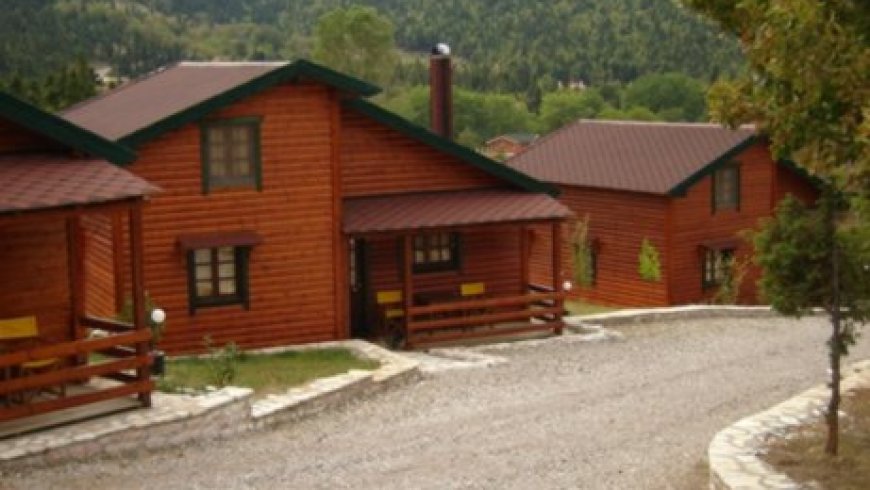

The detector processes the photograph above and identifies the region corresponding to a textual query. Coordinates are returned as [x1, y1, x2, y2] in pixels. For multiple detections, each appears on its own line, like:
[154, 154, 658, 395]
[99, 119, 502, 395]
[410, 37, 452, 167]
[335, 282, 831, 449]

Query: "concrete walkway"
[4, 316, 868, 489]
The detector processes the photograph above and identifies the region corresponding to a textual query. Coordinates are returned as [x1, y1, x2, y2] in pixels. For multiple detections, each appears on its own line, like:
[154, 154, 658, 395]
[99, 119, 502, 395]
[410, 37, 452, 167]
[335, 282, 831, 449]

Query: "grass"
[158, 348, 379, 398]
[564, 300, 618, 316]
[762, 388, 870, 490]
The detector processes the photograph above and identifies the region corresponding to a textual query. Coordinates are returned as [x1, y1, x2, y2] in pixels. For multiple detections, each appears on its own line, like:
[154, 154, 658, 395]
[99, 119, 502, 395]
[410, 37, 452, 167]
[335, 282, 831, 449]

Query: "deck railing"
[405, 289, 565, 347]
[0, 315, 152, 424]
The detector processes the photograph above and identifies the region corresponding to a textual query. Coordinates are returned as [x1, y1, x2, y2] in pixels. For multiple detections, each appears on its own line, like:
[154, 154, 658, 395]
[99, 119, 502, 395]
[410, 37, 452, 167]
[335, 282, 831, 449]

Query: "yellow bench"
[0, 316, 65, 402]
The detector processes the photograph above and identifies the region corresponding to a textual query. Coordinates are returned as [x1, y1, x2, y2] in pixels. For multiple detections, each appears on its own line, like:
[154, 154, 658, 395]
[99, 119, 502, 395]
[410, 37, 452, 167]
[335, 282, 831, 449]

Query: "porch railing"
[405, 289, 565, 347]
[0, 315, 152, 424]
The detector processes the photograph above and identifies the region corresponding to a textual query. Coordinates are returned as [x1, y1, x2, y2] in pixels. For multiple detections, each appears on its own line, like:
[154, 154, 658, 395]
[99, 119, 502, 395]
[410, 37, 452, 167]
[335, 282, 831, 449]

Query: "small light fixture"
[150, 308, 166, 325]
[562, 280, 573, 292]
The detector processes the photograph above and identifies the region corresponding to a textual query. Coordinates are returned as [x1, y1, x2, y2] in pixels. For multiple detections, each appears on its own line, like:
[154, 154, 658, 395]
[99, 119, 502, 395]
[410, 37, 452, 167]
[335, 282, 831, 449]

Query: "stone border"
[0, 340, 418, 472]
[708, 359, 870, 490]
[565, 305, 788, 329]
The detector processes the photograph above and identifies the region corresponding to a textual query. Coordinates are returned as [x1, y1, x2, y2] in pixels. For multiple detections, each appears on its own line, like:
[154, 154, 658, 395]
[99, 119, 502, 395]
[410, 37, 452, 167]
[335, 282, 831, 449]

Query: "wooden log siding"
[81, 212, 118, 319]
[339, 108, 501, 197]
[109, 83, 340, 354]
[0, 219, 73, 344]
[530, 186, 670, 306]
[0, 117, 61, 152]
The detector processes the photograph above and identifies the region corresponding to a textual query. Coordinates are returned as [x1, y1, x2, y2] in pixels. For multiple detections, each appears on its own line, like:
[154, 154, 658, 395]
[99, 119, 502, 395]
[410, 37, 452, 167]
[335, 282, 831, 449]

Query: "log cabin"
[61, 56, 572, 353]
[507, 120, 819, 306]
[0, 91, 157, 426]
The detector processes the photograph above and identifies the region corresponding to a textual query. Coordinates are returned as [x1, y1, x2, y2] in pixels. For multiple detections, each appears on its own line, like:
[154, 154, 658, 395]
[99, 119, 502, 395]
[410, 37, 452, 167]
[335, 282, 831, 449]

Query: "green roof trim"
[0, 92, 137, 165]
[667, 135, 757, 197]
[344, 99, 560, 196]
[120, 59, 381, 148]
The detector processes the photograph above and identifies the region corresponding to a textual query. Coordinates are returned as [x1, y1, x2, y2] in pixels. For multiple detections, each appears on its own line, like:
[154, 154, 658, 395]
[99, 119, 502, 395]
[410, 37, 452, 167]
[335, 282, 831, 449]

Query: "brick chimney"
[429, 43, 453, 139]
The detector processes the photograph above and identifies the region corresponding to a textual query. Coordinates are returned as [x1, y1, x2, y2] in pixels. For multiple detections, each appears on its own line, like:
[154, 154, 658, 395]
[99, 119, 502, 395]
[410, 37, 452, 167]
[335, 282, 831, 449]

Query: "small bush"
[203, 336, 240, 388]
[638, 238, 662, 282]
[572, 215, 595, 288]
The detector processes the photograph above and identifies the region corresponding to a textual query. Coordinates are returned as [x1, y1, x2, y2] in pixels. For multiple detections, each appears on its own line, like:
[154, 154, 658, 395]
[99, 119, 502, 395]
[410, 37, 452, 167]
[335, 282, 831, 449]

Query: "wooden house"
[482, 133, 538, 160]
[62, 59, 572, 353]
[507, 120, 819, 306]
[0, 92, 157, 425]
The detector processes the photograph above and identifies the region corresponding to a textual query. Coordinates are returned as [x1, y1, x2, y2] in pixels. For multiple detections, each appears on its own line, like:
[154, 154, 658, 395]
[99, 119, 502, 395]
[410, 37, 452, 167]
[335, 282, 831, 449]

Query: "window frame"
[200, 116, 263, 194]
[411, 232, 461, 274]
[186, 246, 252, 314]
[712, 162, 741, 213]
[701, 247, 735, 290]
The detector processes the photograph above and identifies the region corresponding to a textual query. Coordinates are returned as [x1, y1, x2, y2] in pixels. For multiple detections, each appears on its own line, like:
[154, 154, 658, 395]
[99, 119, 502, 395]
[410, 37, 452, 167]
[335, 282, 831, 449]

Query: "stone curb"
[708, 359, 870, 490]
[565, 305, 791, 328]
[0, 340, 418, 472]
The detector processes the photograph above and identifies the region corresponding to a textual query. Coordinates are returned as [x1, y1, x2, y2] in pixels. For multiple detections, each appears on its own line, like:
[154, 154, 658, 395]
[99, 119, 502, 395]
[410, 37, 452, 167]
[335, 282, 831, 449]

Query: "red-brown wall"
[82, 212, 119, 319]
[0, 219, 72, 343]
[530, 186, 670, 306]
[0, 118, 62, 153]
[113, 83, 340, 353]
[340, 108, 501, 197]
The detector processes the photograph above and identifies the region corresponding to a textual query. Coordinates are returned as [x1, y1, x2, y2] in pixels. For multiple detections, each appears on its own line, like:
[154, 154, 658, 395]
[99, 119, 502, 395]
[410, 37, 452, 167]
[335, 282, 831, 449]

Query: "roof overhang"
[343, 189, 572, 235]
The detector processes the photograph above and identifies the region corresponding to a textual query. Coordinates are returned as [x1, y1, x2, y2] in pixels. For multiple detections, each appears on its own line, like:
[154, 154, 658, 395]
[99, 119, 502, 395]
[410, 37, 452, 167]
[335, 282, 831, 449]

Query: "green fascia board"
[0, 92, 137, 165]
[120, 59, 381, 148]
[667, 135, 757, 197]
[344, 99, 560, 197]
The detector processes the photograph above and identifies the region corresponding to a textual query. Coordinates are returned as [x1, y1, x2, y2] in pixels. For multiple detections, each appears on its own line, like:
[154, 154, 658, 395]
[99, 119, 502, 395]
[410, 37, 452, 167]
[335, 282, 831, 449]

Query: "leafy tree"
[623, 72, 706, 122]
[598, 105, 659, 122]
[537, 89, 606, 132]
[311, 6, 399, 86]
[684, 0, 870, 455]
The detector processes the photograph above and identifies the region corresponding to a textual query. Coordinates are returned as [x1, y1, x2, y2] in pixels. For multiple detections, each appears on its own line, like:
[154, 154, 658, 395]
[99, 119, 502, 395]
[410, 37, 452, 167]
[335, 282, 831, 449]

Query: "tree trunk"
[825, 198, 841, 456]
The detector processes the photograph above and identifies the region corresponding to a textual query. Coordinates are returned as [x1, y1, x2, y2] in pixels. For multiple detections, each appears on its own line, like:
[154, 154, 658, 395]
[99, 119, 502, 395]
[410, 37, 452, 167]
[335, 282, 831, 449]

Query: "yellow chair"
[375, 290, 405, 348]
[0, 316, 65, 402]
[460, 282, 486, 298]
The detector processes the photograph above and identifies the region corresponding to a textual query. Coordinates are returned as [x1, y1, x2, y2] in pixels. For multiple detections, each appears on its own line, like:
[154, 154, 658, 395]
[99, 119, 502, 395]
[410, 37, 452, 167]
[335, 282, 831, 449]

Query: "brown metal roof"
[507, 120, 756, 195]
[62, 62, 287, 141]
[0, 154, 158, 214]
[343, 189, 572, 234]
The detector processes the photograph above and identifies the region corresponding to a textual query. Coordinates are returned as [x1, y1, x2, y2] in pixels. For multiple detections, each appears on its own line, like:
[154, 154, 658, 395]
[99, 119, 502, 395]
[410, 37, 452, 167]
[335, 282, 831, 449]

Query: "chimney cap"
[431, 43, 451, 56]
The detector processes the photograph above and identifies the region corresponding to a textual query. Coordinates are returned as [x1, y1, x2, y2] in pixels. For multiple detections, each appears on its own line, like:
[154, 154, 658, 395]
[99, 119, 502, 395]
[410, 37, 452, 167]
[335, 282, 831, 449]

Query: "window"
[412, 232, 459, 273]
[712, 164, 740, 212]
[702, 248, 735, 289]
[187, 246, 251, 311]
[201, 118, 261, 192]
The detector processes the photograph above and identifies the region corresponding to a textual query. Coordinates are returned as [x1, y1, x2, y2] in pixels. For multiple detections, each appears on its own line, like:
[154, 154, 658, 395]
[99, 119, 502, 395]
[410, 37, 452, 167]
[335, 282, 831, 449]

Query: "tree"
[311, 6, 399, 86]
[623, 72, 707, 121]
[683, 0, 870, 455]
[537, 89, 606, 132]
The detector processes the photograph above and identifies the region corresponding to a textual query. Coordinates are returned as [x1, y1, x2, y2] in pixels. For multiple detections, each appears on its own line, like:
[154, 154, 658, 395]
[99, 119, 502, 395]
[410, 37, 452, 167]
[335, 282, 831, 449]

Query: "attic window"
[712, 163, 740, 212]
[201, 117, 262, 193]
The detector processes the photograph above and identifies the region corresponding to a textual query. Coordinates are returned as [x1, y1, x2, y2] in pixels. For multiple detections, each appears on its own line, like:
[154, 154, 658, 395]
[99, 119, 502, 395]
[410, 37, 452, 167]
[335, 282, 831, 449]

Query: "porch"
[0, 156, 156, 429]
[343, 189, 572, 348]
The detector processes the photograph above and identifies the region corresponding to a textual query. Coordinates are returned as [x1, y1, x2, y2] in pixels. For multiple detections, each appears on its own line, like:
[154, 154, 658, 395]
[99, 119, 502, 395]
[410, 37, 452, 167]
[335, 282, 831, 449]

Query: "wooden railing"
[0, 315, 152, 424]
[405, 290, 565, 347]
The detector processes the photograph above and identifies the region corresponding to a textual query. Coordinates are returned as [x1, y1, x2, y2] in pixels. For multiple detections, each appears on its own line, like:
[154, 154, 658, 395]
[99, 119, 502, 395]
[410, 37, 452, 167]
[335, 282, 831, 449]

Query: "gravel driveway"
[5, 316, 869, 489]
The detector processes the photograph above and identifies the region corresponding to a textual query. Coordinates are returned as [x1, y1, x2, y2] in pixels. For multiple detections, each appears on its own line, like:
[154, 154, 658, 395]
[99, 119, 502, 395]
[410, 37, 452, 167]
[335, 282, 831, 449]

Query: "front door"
[348, 238, 369, 338]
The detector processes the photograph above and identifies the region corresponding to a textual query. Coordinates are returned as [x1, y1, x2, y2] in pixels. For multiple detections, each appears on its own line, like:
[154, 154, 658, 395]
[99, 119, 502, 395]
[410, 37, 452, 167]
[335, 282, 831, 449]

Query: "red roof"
[507, 120, 756, 195]
[0, 154, 158, 214]
[62, 62, 286, 141]
[343, 189, 572, 234]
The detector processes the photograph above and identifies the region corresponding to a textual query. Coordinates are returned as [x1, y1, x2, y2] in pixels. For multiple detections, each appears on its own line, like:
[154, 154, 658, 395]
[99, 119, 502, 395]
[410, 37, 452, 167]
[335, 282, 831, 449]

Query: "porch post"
[129, 201, 152, 407]
[66, 216, 86, 367]
[551, 221, 564, 335]
[402, 234, 414, 349]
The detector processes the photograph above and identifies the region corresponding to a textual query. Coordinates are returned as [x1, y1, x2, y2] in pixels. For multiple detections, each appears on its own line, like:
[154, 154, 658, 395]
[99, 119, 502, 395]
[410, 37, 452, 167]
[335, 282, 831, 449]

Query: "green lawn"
[158, 348, 379, 397]
[564, 300, 619, 316]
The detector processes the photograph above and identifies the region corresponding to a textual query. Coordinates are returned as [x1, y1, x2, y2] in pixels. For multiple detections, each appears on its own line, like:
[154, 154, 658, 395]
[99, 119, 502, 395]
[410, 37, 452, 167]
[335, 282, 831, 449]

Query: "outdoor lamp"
[563, 280, 573, 292]
[150, 308, 166, 325]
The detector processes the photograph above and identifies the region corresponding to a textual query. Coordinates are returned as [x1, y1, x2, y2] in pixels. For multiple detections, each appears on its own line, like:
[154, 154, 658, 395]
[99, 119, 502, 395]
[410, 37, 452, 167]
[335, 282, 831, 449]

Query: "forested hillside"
[1, 0, 741, 91]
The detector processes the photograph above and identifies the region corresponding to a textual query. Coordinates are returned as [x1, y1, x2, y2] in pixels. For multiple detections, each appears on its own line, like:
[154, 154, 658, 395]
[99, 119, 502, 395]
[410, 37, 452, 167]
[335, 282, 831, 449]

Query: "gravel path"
[5, 316, 869, 490]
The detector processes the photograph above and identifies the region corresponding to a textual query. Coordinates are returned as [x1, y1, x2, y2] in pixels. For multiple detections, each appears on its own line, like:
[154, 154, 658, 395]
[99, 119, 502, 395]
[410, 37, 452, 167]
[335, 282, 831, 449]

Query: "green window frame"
[412, 232, 460, 274]
[712, 163, 740, 212]
[187, 246, 251, 313]
[701, 247, 735, 290]
[200, 117, 262, 193]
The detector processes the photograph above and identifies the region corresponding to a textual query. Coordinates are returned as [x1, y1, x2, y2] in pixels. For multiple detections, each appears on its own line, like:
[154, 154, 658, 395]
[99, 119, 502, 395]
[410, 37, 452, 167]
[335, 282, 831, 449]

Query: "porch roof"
[0, 154, 159, 214]
[343, 189, 572, 234]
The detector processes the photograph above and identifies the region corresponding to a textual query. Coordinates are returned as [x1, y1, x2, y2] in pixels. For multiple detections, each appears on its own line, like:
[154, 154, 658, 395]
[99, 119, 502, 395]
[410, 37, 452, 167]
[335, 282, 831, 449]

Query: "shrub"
[638, 238, 662, 282]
